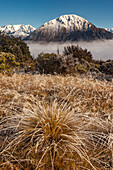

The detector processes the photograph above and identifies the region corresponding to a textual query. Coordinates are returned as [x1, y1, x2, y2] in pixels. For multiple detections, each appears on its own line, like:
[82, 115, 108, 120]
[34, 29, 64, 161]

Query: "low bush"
[37, 45, 99, 75]
[37, 52, 60, 74]
[0, 52, 20, 73]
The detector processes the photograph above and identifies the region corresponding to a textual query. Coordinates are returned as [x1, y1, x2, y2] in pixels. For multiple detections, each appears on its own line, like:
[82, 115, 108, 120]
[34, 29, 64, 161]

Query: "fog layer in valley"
[26, 40, 113, 61]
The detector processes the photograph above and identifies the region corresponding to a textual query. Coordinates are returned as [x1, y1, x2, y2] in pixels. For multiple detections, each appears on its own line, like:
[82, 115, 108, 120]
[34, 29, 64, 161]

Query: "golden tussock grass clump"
[0, 73, 113, 169]
[0, 100, 112, 169]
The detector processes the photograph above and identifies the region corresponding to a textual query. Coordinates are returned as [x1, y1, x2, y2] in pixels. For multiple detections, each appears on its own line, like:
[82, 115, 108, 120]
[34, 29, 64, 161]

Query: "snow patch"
[105, 28, 113, 33]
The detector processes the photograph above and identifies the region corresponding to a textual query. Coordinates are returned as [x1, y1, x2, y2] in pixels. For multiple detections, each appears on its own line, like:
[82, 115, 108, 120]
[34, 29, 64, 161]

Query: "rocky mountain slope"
[26, 14, 113, 42]
[0, 25, 35, 39]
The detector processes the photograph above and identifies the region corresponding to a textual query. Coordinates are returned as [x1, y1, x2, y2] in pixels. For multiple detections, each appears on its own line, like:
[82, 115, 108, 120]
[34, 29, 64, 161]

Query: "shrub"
[0, 32, 34, 67]
[37, 51, 93, 75]
[0, 52, 20, 72]
[37, 52, 60, 74]
[58, 45, 96, 74]
[63, 45, 93, 63]
[98, 60, 113, 75]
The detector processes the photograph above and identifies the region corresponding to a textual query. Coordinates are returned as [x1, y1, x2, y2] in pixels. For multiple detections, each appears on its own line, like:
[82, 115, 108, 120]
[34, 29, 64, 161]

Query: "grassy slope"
[0, 73, 113, 169]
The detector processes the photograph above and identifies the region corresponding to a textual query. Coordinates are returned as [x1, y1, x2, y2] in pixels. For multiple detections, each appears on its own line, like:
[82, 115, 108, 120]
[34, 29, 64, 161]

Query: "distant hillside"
[26, 14, 113, 42]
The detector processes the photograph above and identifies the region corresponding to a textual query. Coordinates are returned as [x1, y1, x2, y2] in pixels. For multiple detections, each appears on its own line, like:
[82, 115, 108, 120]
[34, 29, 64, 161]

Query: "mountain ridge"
[0, 24, 35, 39]
[0, 15, 113, 41]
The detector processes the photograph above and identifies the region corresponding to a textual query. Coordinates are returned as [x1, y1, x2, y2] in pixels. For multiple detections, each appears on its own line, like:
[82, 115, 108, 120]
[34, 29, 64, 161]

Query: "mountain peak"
[57, 14, 87, 21]
[25, 14, 113, 42]
[42, 14, 91, 31]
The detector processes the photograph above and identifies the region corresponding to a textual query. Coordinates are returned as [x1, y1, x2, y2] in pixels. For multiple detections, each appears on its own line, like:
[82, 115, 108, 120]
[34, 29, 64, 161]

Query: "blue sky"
[0, 0, 113, 28]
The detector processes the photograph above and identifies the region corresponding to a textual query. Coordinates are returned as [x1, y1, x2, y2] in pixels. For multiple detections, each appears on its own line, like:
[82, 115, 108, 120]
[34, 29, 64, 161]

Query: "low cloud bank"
[26, 40, 113, 61]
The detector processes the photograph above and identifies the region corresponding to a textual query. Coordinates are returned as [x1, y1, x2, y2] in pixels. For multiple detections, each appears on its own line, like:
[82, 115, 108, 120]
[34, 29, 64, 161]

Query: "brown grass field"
[0, 73, 113, 169]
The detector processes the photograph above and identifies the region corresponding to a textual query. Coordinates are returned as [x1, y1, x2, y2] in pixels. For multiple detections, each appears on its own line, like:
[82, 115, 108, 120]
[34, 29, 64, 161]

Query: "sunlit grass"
[0, 73, 113, 169]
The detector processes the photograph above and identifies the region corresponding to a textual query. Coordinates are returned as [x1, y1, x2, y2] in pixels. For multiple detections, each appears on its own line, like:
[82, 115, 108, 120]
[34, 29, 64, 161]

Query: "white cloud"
[26, 40, 113, 61]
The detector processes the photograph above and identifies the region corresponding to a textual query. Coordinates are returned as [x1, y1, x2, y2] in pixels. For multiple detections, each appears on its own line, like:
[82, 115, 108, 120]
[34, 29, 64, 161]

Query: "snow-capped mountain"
[42, 14, 91, 31]
[105, 28, 113, 33]
[0, 25, 35, 39]
[26, 14, 113, 42]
